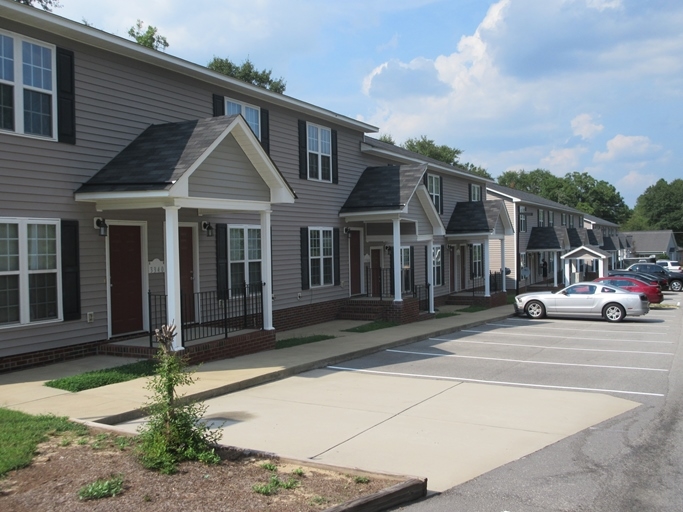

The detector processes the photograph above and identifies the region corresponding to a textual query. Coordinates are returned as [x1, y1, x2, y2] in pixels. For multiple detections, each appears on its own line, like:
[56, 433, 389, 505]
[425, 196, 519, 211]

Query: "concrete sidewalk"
[0, 304, 515, 424]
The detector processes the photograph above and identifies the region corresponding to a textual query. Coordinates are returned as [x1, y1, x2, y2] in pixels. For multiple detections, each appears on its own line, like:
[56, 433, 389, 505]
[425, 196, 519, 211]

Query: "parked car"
[593, 276, 663, 304]
[514, 282, 650, 322]
[626, 263, 683, 292]
[657, 260, 682, 272]
[608, 270, 669, 290]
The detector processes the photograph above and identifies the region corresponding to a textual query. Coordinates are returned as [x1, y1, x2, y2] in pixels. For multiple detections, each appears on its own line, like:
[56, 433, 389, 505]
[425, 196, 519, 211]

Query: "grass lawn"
[343, 321, 398, 333]
[275, 335, 336, 349]
[457, 305, 489, 313]
[0, 408, 88, 477]
[435, 311, 460, 319]
[44, 359, 157, 392]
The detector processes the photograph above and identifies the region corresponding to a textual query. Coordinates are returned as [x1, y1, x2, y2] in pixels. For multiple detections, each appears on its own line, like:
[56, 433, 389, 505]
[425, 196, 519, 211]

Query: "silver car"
[514, 282, 649, 322]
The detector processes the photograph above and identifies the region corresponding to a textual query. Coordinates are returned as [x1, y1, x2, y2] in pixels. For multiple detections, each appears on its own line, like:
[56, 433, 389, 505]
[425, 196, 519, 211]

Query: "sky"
[50, 0, 683, 208]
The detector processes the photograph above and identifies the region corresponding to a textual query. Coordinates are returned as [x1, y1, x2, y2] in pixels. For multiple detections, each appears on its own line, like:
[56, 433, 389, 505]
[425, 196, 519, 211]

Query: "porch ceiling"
[74, 115, 295, 212]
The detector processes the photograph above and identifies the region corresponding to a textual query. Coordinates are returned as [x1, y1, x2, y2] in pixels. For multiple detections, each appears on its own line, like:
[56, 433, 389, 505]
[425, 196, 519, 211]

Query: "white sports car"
[514, 282, 649, 322]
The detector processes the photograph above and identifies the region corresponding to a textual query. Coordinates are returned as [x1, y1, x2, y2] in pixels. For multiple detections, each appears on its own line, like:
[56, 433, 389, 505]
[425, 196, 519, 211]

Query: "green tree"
[625, 179, 683, 232]
[402, 135, 462, 166]
[207, 57, 286, 94]
[128, 20, 169, 51]
[13, 0, 60, 10]
[461, 162, 493, 180]
[378, 133, 395, 144]
[560, 172, 631, 224]
[497, 169, 565, 202]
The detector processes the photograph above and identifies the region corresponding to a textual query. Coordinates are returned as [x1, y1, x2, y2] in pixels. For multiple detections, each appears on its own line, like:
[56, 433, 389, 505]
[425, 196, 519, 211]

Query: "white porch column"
[553, 252, 559, 287]
[260, 210, 273, 330]
[564, 258, 571, 286]
[598, 257, 605, 277]
[500, 239, 506, 292]
[392, 218, 402, 302]
[484, 238, 490, 297]
[427, 239, 435, 313]
[164, 206, 183, 350]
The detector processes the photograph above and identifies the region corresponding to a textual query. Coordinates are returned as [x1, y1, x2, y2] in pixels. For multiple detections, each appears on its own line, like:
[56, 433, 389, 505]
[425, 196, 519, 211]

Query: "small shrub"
[292, 467, 305, 476]
[354, 475, 370, 484]
[136, 324, 222, 474]
[78, 474, 124, 500]
[311, 496, 329, 505]
[260, 462, 277, 471]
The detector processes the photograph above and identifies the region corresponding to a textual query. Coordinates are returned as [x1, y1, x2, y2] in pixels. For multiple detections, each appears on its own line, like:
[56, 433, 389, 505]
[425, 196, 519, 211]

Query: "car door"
[554, 284, 598, 316]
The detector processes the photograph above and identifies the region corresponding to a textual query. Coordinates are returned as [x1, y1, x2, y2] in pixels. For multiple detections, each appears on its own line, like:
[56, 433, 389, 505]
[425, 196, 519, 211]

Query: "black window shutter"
[212, 94, 225, 117]
[439, 177, 444, 214]
[425, 246, 428, 285]
[56, 48, 75, 145]
[333, 228, 340, 286]
[260, 108, 270, 155]
[298, 120, 307, 179]
[216, 223, 228, 299]
[60, 219, 80, 321]
[389, 247, 395, 296]
[300, 227, 309, 290]
[410, 246, 415, 292]
[468, 184, 473, 202]
[469, 244, 473, 278]
[332, 129, 338, 184]
[423, 173, 428, 187]
[441, 244, 445, 279]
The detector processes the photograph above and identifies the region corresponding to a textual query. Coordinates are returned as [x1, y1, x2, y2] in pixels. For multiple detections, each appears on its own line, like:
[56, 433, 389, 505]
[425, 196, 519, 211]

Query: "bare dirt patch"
[0, 431, 408, 511]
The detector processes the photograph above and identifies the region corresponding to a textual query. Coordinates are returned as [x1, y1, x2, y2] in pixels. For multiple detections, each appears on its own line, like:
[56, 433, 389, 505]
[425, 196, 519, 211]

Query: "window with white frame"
[309, 227, 334, 286]
[432, 245, 443, 286]
[427, 174, 441, 212]
[0, 219, 60, 326]
[472, 244, 483, 278]
[561, 213, 567, 226]
[470, 184, 482, 202]
[519, 206, 527, 233]
[225, 98, 260, 139]
[569, 215, 575, 228]
[538, 209, 545, 227]
[548, 211, 554, 227]
[307, 123, 332, 182]
[0, 30, 56, 138]
[578, 216, 584, 228]
[229, 226, 261, 290]
[400, 247, 412, 293]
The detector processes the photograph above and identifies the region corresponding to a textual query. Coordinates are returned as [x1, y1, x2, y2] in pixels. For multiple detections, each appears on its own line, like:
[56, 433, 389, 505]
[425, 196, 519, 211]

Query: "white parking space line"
[461, 329, 672, 344]
[487, 322, 669, 336]
[386, 349, 669, 372]
[429, 338, 675, 356]
[327, 366, 666, 398]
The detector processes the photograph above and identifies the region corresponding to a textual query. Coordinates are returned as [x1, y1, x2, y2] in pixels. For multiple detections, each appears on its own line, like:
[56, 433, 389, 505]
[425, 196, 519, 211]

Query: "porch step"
[337, 299, 389, 321]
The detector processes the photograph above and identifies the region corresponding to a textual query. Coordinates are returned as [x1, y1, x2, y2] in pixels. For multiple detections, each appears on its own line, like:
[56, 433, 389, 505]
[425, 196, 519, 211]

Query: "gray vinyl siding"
[189, 135, 270, 201]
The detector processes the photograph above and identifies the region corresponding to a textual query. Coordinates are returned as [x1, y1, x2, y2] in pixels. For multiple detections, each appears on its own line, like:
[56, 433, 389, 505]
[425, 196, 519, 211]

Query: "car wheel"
[604, 303, 625, 322]
[670, 280, 682, 292]
[525, 300, 546, 319]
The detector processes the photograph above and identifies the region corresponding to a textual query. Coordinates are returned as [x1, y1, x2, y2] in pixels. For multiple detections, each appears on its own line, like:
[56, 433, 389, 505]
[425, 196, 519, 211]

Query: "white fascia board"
[339, 211, 404, 221]
[446, 232, 494, 240]
[360, 143, 489, 183]
[177, 197, 271, 212]
[74, 190, 171, 203]
[1, 2, 377, 134]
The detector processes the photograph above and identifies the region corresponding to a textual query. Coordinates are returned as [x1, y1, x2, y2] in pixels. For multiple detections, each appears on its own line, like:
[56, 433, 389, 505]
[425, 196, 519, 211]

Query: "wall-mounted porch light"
[202, 221, 214, 237]
[95, 218, 108, 237]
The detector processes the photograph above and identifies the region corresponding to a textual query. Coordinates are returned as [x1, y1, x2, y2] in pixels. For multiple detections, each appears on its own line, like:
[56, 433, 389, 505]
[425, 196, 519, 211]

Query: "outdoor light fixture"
[95, 218, 108, 237]
[202, 221, 214, 237]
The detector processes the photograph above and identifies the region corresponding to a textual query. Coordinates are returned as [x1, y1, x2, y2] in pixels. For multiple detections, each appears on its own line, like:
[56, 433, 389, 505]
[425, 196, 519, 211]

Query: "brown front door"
[110, 225, 143, 336]
[371, 248, 382, 297]
[179, 227, 195, 323]
[349, 230, 361, 295]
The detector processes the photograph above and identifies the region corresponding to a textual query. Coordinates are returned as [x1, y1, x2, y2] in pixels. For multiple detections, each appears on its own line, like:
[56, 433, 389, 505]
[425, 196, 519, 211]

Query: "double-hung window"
[0, 30, 56, 138]
[578, 216, 584, 228]
[228, 226, 261, 291]
[0, 218, 60, 326]
[561, 213, 567, 226]
[427, 174, 441, 212]
[472, 244, 483, 278]
[470, 183, 482, 202]
[307, 123, 332, 182]
[569, 215, 575, 228]
[519, 206, 527, 233]
[432, 245, 443, 286]
[225, 98, 260, 139]
[548, 211, 554, 227]
[309, 228, 334, 286]
[538, 209, 545, 227]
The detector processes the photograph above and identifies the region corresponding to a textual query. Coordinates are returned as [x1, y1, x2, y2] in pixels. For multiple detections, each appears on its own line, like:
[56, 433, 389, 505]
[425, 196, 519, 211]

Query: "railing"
[469, 271, 503, 296]
[364, 267, 413, 299]
[148, 283, 264, 347]
[413, 284, 430, 312]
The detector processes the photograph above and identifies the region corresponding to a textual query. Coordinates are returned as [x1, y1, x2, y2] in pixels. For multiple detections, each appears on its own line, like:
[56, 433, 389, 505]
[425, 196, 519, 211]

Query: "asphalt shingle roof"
[487, 183, 583, 213]
[340, 164, 427, 213]
[526, 227, 567, 250]
[76, 116, 241, 193]
[446, 200, 506, 234]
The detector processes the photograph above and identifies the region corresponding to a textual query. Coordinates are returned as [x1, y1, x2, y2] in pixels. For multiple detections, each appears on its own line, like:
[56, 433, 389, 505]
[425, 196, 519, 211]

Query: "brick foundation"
[273, 298, 348, 332]
[0, 340, 107, 374]
[446, 291, 508, 308]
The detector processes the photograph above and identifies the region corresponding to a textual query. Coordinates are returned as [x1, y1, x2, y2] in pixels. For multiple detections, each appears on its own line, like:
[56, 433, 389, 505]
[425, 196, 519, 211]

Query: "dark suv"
[626, 263, 683, 292]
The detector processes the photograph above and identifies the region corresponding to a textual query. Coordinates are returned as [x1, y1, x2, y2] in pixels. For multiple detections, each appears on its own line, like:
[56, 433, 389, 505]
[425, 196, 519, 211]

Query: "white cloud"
[540, 147, 587, 172]
[582, 0, 623, 11]
[593, 135, 661, 162]
[571, 114, 603, 140]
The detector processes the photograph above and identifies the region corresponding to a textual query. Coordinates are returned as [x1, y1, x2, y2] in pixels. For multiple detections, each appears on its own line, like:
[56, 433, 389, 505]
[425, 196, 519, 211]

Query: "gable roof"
[487, 183, 583, 214]
[583, 213, 620, 228]
[622, 230, 676, 253]
[526, 227, 569, 251]
[561, 245, 611, 260]
[446, 200, 511, 235]
[340, 164, 427, 214]
[75, 115, 296, 204]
